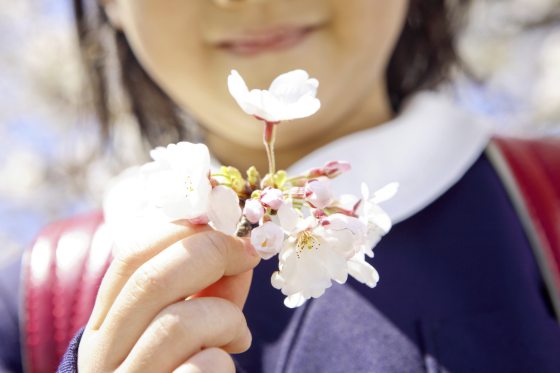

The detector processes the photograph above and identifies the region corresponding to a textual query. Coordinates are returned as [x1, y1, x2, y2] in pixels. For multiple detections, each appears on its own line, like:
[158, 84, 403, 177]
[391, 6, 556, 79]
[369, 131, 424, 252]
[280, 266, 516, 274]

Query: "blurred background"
[0, 0, 559, 265]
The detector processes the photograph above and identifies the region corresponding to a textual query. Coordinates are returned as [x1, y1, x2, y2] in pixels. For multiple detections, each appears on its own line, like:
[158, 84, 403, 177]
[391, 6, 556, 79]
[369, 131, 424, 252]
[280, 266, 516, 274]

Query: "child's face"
[107, 0, 407, 149]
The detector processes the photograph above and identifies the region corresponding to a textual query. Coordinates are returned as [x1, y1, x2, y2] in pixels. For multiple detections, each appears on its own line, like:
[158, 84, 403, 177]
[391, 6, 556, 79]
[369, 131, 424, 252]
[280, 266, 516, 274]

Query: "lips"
[216, 25, 317, 56]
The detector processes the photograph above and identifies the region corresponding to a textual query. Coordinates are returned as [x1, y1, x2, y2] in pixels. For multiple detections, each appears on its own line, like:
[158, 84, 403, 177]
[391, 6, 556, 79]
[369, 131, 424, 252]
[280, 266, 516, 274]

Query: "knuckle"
[155, 299, 250, 357]
[188, 297, 245, 338]
[131, 261, 168, 296]
[204, 297, 244, 326]
[112, 245, 149, 278]
[151, 309, 182, 341]
[162, 301, 198, 337]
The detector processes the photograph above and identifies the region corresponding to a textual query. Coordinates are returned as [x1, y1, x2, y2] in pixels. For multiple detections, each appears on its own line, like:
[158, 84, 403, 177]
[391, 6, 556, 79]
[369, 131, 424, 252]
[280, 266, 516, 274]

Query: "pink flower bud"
[260, 188, 284, 210]
[307, 161, 351, 179]
[244, 199, 265, 224]
[323, 161, 351, 178]
[305, 179, 334, 209]
[306, 168, 323, 179]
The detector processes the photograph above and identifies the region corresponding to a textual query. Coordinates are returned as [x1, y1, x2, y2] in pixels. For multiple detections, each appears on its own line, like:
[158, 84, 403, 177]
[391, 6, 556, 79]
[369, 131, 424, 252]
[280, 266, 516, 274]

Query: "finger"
[101, 230, 259, 366]
[192, 267, 254, 309]
[88, 219, 209, 330]
[172, 348, 235, 373]
[120, 297, 249, 373]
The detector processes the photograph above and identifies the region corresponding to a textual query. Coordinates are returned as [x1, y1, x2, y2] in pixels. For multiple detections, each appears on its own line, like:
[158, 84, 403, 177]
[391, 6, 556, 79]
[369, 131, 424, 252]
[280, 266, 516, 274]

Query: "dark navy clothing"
[237, 153, 560, 372]
[56, 328, 83, 373]
[3, 153, 560, 372]
[0, 257, 23, 373]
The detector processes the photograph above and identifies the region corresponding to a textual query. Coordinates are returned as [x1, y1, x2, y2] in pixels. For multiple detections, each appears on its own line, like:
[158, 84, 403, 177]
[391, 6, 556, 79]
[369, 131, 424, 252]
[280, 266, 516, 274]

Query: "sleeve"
[0, 255, 24, 373]
[56, 327, 85, 373]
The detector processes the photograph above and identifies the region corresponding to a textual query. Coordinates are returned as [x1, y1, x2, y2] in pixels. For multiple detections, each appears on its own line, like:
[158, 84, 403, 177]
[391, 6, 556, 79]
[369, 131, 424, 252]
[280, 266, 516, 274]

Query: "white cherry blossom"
[228, 69, 321, 123]
[321, 213, 367, 259]
[143, 142, 212, 221]
[269, 183, 394, 307]
[251, 221, 285, 259]
[104, 142, 243, 236]
[272, 222, 349, 308]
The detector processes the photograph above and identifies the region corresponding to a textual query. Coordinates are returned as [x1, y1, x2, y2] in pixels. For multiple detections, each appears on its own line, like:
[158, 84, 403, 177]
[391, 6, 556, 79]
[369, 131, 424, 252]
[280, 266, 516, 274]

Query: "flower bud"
[260, 188, 284, 210]
[244, 199, 265, 224]
[323, 161, 351, 178]
[221, 166, 245, 194]
[307, 161, 351, 179]
[305, 179, 334, 209]
[246, 166, 261, 189]
[272, 170, 288, 188]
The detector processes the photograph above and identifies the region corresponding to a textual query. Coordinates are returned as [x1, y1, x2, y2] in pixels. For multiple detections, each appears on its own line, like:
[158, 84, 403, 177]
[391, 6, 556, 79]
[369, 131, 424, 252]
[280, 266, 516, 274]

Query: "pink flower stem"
[263, 121, 278, 175]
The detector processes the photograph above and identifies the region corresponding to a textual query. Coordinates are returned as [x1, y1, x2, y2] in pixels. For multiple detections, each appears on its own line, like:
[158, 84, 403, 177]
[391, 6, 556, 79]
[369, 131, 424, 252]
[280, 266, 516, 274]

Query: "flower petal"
[208, 186, 242, 235]
[280, 95, 321, 120]
[348, 253, 379, 288]
[284, 293, 307, 308]
[269, 70, 318, 103]
[305, 179, 334, 209]
[367, 204, 392, 234]
[228, 70, 253, 115]
[372, 182, 399, 204]
[277, 203, 300, 233]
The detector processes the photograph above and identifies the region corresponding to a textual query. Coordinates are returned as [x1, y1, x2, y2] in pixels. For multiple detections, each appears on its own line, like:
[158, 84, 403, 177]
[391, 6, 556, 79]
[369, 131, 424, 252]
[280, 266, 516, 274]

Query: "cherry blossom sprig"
[103, 69, 397, 308]
[226, 163, 397, 307]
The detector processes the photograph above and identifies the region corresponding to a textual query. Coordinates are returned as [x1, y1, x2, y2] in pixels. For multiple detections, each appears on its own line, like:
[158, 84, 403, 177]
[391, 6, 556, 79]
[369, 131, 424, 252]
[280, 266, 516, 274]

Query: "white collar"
[286, 92, 491, 224]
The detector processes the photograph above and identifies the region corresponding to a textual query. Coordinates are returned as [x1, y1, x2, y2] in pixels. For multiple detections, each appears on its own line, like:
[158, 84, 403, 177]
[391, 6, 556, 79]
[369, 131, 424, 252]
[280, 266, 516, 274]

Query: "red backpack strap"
[20, 211, 112, 373]
[487, 136, 560, 320]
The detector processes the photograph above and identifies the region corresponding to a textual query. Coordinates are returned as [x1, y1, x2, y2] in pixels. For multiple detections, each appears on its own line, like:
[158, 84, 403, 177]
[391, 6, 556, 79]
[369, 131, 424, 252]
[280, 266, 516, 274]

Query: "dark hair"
[73, 0, 469, 147]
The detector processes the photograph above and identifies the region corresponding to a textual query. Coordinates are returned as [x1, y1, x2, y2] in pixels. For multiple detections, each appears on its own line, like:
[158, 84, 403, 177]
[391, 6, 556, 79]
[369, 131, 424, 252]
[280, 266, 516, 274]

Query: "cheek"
[117, 0, 209, 94]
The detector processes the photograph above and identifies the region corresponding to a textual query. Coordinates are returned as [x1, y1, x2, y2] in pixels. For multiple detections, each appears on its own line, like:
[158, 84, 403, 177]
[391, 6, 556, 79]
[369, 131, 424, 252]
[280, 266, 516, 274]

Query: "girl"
[2, 0, 559, 372]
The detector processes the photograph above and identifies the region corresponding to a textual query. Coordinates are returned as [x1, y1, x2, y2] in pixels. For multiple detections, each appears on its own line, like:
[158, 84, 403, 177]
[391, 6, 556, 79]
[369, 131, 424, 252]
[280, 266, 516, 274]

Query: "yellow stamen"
[295, 231, 320, 258]
[184, 176, 195, 198]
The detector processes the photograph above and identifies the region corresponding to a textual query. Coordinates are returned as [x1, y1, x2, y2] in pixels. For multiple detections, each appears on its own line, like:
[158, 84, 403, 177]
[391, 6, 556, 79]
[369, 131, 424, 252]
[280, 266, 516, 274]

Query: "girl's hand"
[77, 219, 260, 372]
